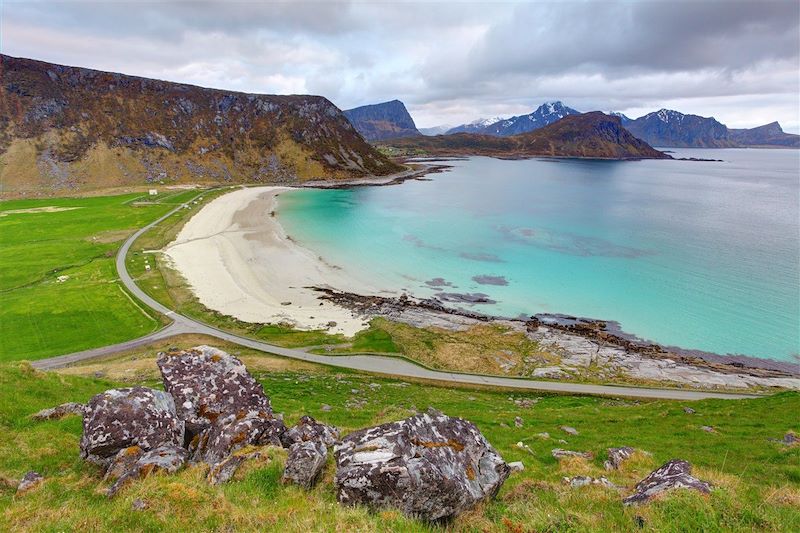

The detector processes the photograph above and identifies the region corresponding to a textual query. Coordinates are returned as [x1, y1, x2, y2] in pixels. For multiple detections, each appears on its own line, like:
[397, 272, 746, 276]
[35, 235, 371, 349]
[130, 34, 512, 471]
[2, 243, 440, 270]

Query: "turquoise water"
[277, 149, 800, 361]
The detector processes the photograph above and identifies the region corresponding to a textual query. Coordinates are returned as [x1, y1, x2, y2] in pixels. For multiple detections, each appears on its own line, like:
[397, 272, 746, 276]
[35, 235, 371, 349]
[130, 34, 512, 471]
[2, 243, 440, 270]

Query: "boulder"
[31, 402, 85, 421]
[552, 448, 594, 460]
[156, 346, 274, 439]
[282, 415, 339, 448]
[623, 459, 711, 505]
[193, 411, 285, 467]
[80, 387, 184, 467]
[16, 471, 44, 494]
[282, 440, 327, 489]
[560, 425, 579, 436]
[604, 446, 636, 470]
[107, 445, 189, 497]
[334, 408, 509, 522]
[508, 461, 525, 472]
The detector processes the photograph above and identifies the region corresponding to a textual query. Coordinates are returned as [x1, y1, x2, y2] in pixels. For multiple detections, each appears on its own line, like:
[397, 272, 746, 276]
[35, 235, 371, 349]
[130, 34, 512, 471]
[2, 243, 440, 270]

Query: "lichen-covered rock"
[552, 448, 594, 460]
[282, 440, 327, 489]
[282, 415, 339, 448]
[104, 446, 144, 481]
[623, 459, 711, 505]
[604, 446, 636, 470]
[107, 445, 189, 497]
[192, 411, 285, 467]
[31, 402, 85, 421]
[16, 471, 44, 494]
[563, 475, 619, 489]
[334, 408, 509, 522]
[80, 387, 184, 467]
[157, 346, 274, 439]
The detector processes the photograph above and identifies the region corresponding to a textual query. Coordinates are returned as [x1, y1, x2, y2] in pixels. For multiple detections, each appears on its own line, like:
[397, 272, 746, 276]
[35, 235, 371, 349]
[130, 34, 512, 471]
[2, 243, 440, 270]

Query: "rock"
[683, 407, 696, 414]
[321, 404, 332, 412]
[535, 432, 550, 439]
[623, 459, 711, 505]
[207, 448, 268, 485]
[104, 446, 144, 481]
[508, 461, 525, 472]
[282, 441, 327, 489]
[80, 387, 183, 467]
[157, 346, 274, 439]
[700, 425, 716, 433]
[780, 431, 799, 446]
[560, 425, 579, 436]
[193, 412, 285, 467]
[552, 449, 594, 460]
[31, 402, 85, 421]
[563, 475, 618, 489]
[604, 446, 636, 470]
[16, 471, 44, 494]
[514, 416, 524, 428]
[131, 498, 148, 510]
[107, 445, 189, 497]
[282, 415, 339, 448]
[515, 441, 533, 454]
[334, 408, 510, 522]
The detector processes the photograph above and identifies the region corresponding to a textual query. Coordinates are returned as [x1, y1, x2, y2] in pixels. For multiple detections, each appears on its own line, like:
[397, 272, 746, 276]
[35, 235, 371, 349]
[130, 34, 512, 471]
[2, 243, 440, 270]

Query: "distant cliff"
[0, 55, 401, 195]
[343, 100, 420, 141]
[385, 112, 669, 160]
[729, 122, 800, 148]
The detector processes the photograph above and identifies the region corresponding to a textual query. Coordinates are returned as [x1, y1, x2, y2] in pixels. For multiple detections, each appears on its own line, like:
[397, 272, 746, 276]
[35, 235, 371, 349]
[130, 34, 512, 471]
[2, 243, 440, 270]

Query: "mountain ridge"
[447, 101, 580, 136]
[343, 100, 420, 141]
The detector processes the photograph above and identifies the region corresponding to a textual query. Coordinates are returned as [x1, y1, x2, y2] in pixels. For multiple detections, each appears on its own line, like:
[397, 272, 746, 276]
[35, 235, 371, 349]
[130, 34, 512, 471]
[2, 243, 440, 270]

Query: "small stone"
[16, 471, 44, 494]
[552, 448, 594, 460]
[560, 426, 579, 436]
[781, 432, 799, 446]
[683, 407, 696, 414]
[131, 498, 148, 510]
[321, 404, 332, 412]
[326, 321, 337, 327]
[31, 402, 85, 421]
[623, 459, 711, 505]
[604, 446, 636, 470]
[563, 475, 618, 489]
[508, 461, 525, 472]
[535, 432, 550, 439]
[514, 416, 524, 428]
[700, 426, 716, 433]
[281, 301, 292, 306]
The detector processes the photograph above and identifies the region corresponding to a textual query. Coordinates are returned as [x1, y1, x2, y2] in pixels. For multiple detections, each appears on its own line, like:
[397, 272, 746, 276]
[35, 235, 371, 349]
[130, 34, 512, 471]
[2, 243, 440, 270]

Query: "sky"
[2, 0, 799, 132]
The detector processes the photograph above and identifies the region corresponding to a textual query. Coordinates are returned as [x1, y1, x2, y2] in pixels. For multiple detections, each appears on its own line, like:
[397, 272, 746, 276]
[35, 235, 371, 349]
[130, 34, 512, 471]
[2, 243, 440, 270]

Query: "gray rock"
[282, 441, 327, 489]
[334, 408, 509, 522]
[107, 445, 189, 497]
[563, 475, 618, 489]
[508, 461, 525, 472]
[131, 498, 148, 510]
[780, 432, 799, 446]
[16, 471, 44, 494]
[207, 448, 268, 485]
[623, 459, 711, 505]
[282, 415, 340, 448]
[514, 416, 524, 428]
[31, 402, 85, 421]
[604, 446, 636, 470]
[321, 404, 332, 412]
[80, 387, 183, 467]
[560, 425, 579, 436]
[683, 407, 696, 414]
[193, 411, 285, 467]
[700, 425, 716, 433]
[552, 448, 594, 460]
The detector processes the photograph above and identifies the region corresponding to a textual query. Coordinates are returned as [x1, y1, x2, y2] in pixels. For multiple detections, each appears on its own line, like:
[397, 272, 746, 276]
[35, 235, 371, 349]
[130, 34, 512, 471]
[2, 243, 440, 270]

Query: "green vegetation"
[0, 190, 204, 361]
[0, 341, 798, 531]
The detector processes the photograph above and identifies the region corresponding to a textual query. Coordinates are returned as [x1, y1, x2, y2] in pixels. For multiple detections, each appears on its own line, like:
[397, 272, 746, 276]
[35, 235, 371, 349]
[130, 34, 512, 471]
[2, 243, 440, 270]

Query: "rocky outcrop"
[31, 402, 85, 421]
[106, 445, 189, 497]
[282, 415, 339, 448]
[80, 387, 184, 468]
[604, 446, 636, 470]
[623, 459, 711, 505]
[282, 441, 327, 489]
[552, 449, 594, 460]
[343, 100, 420, 141]
[563, 475, 618, 489]
[334, 408, 509, 521]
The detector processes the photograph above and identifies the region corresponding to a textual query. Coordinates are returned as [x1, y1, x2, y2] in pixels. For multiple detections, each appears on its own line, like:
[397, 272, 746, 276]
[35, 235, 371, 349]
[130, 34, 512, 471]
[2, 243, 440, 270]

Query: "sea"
[276, 148, 800, 362]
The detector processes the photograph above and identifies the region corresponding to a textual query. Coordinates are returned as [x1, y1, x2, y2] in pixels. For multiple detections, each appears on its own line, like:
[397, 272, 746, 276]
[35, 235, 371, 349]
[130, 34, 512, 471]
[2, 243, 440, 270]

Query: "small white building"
[148, 189, 158, 196]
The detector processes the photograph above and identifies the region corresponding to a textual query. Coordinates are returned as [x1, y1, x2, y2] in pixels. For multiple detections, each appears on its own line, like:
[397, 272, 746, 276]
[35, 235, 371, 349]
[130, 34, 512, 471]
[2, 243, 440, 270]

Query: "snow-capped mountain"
[445, 116, 505, 134]
[418, 124, 455, 136]
[607, 111, 633, 124]
[447, 102, 580, 136]
[624, 109, 736, 148]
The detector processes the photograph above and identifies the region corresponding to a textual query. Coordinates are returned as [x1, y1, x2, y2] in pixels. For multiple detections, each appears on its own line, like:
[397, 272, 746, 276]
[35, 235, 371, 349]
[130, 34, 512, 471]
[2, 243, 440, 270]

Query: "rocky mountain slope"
[447, 101, 580, 136]
[0, 55, 401, 195]
[729, 122, 800, 147]
[385, 112, 669, 159]
[342, 100, 420, 141]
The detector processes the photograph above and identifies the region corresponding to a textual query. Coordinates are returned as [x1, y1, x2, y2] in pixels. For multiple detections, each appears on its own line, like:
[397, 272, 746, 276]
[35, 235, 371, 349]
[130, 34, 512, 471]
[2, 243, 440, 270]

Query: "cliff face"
[0, 55, 401, 195]
[384, 112, 670, 160]
[343, 100, 420, 141]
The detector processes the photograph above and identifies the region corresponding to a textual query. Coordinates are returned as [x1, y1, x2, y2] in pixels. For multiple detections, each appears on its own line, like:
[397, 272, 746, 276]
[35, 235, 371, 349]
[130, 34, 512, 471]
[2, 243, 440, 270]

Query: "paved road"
[32, 190, 759, 401]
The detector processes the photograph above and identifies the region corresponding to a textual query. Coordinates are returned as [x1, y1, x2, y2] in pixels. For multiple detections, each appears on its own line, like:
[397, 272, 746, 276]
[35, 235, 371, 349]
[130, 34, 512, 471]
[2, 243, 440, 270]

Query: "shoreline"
[163, 183, 799, 388]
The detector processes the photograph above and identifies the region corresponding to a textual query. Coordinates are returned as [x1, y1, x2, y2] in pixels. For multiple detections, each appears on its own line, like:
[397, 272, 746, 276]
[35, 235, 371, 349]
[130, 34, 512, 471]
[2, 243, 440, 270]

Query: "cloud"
[2, 0, 798, 131]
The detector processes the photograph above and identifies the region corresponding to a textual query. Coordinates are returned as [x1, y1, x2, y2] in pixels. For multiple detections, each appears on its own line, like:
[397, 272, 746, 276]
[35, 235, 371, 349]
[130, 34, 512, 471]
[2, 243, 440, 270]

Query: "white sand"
[163, 186, 381, 336]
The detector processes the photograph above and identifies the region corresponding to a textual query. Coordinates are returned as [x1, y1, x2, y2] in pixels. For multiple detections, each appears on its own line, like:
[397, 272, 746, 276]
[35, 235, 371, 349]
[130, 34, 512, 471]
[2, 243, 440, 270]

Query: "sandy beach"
[164, 186, 383, 336]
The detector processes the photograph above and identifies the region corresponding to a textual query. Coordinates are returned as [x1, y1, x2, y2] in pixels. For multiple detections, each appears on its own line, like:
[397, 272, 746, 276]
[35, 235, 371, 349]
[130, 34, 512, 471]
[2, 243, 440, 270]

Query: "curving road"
[32, 190, 759, 401]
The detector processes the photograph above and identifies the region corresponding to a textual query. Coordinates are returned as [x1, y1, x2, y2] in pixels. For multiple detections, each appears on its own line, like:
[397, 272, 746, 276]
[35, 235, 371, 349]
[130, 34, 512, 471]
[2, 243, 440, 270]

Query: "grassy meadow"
[0, 189, 207, 361]
[0, 337, 798, 531]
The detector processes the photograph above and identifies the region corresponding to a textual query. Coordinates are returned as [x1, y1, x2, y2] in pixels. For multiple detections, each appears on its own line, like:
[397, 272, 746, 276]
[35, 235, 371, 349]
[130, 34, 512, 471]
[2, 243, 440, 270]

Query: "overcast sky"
[2, 0, 799, 131]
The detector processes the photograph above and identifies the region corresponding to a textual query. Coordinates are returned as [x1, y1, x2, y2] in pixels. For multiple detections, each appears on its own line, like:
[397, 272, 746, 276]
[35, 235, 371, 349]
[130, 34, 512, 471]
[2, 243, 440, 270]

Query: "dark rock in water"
[436, 292, 497, 305]
[472, 275, 508, 286]
[605, 446, 636, 470]
[107, 445, 189, 497]
[425, 277, 453, 288]
[157, 345, 274, 441]
[282, 415, 340, 448]
[16, 471, 44, 494]
[552, 448, 594, 460]
[80, 387, 184, 467]
[334, 408, 509, 522]
[623, 459, 711, 505]
[31, 402, 85, 421]
[282, 440, 327, 489]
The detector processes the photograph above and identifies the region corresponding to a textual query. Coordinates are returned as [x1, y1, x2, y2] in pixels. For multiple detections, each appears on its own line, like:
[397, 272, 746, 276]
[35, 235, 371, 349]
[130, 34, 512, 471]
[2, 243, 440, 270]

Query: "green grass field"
[0, 340, 798, 532]
[0, 190, 205, 361]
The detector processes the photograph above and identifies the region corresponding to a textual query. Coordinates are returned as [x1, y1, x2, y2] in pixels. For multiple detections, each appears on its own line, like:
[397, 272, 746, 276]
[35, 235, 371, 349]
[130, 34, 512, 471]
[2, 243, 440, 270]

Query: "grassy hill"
[0, 55, 402, 197]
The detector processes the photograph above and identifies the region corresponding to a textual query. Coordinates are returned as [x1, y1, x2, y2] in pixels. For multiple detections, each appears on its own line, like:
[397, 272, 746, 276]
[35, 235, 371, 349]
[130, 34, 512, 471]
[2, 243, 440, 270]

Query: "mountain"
[418, 125, 454, 136]
[729, 122, 800, 148]
[342, 100, 420, 141]
[0, 55, 401, 195]
[445, 116, 505, 134]
[607, 111, 633, 125]
[384, 112, 669, 160]
[447, 102, 580, 136]
[624, 109, 736, 148]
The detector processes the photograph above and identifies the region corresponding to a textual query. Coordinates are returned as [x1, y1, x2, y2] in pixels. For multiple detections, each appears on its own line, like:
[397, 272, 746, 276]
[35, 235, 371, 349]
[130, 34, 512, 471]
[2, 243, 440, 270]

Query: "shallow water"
[277, 149, 800, 361]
